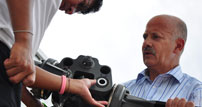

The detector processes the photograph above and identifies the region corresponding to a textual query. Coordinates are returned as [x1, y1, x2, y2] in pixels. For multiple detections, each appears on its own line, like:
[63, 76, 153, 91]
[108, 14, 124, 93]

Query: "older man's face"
[142, 17, 177, 70]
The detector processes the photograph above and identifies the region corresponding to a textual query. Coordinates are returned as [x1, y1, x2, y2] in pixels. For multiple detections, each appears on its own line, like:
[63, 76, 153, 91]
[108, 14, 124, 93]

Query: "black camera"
[32, 55, 112, 107]
[31, 55, 165, 107]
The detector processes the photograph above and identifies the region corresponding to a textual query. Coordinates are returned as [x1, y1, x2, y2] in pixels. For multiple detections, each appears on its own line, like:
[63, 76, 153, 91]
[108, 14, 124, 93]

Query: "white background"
[24, 0, 202, 106]
[40, 0, 202, 83]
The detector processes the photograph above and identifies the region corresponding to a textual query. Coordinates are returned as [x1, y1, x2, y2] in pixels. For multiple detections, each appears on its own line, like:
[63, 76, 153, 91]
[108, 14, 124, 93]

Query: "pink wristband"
[59, 75, 66, 94]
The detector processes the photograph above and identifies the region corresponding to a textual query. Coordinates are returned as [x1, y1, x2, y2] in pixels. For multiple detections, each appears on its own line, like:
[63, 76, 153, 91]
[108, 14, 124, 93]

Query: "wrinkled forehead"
[146, 16, 177, 34]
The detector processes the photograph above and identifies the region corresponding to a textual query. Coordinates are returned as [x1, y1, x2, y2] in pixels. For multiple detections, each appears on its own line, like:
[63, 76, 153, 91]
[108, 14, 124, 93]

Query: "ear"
[174, 38, 185, 53]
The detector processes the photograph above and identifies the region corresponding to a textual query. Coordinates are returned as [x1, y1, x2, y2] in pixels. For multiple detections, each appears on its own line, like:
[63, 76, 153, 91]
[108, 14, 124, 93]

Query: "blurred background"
[24, 0, 202, 106]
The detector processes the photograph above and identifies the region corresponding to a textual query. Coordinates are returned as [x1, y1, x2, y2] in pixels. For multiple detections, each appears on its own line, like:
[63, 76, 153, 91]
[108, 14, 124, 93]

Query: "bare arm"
[5, 0, 36, 86]
[28, 66, 108, 107]
[6, 0, 33, 30]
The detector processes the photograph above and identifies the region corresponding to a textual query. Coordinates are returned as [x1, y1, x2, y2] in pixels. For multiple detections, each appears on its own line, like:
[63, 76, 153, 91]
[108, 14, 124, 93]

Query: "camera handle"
[108, 84, 166, 107]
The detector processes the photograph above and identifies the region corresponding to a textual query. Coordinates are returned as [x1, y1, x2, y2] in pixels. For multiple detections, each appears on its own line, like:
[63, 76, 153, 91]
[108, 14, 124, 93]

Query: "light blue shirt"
[123, 66, 202, 106]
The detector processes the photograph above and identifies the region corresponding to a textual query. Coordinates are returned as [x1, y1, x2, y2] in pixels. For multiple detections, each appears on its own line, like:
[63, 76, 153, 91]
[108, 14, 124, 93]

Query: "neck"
[147, 69, 160, 81]
[147, 64, 179, 81]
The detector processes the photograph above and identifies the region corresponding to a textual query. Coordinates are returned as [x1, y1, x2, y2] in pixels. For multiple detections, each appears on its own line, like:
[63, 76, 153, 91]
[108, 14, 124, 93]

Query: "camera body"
[32, 55, 113, 107]
[32, 55, 165, 107]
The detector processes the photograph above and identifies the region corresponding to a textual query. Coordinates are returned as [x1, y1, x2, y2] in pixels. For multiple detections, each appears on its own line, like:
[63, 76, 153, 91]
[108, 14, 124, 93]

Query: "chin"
[144, 60, 156, 67]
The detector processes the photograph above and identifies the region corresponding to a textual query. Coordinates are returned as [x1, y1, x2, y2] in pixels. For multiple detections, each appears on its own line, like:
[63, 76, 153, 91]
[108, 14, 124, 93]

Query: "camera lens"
[97, 77, 108, 87]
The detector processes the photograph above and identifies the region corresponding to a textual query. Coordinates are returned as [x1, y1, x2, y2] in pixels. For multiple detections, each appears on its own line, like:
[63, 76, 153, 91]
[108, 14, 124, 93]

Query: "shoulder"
[183, 73, 202, 90]
[183, 74, 202, 106]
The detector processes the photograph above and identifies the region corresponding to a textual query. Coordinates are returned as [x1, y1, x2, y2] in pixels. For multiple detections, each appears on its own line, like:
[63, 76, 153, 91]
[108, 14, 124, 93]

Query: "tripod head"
[31, 55, 165, 107]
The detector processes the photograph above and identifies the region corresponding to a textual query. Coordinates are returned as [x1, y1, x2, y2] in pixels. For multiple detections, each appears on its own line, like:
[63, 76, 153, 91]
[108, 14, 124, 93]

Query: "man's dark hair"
[80, 0, 103, 14]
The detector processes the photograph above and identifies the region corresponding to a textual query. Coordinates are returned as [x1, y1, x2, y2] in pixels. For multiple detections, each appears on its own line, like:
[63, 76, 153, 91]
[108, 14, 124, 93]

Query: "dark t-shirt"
[0, 41, 22, 107]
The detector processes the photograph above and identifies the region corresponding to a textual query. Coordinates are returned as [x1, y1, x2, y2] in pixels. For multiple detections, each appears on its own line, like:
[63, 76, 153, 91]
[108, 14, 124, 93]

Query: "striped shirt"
[123, 66, 202, 106]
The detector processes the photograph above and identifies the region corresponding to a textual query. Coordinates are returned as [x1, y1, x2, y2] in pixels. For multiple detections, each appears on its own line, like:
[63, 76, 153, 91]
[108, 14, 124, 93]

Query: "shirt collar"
[136, 69, 150, 83]
[165, 65, 184, 83]
[136, 65, 184, 83]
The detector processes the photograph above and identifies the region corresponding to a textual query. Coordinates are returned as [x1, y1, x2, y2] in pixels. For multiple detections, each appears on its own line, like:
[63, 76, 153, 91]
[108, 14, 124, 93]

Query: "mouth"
[143, 51, 155, 56]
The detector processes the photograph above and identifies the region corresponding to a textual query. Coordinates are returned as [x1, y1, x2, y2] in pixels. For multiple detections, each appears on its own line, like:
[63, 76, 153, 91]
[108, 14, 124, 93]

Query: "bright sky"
[40, 0, 202, 83]
[32, 0, 202, 106]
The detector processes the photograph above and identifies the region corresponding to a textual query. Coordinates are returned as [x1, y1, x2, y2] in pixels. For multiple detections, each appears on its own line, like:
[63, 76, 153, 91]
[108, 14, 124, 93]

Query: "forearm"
[6, 0, 33, 31]
[31, 66, 82, 94]
[31, 66, 62, 91]
[7, 0, 34, 47]
[30, 66, 108, 107]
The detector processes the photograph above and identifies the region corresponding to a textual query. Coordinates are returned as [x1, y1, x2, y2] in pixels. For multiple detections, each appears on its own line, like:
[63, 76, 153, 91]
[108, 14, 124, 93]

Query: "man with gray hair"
[124, 15, 202, 107]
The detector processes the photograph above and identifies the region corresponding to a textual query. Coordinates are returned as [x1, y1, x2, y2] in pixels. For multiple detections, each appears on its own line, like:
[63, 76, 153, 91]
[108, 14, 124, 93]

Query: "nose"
[143, 37, 152, 48]
[66, 6, 76, 14]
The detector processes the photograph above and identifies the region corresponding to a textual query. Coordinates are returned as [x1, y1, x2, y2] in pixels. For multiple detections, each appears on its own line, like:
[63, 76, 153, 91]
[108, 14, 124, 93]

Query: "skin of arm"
[5, 0, 36, 86]
[28, 66, 108, 107]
